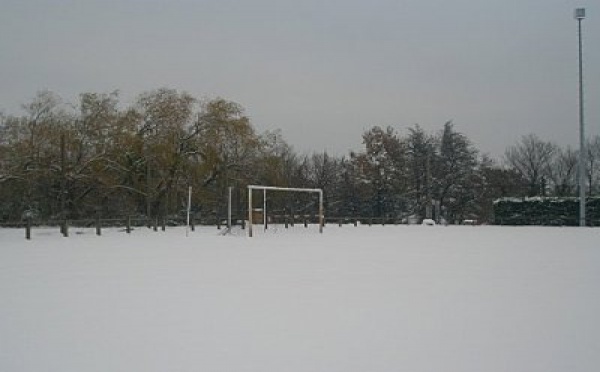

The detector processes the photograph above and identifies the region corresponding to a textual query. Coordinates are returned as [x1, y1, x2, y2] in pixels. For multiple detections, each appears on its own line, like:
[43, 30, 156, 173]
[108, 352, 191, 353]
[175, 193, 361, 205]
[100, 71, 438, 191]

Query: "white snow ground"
[1, 224, 599, 372]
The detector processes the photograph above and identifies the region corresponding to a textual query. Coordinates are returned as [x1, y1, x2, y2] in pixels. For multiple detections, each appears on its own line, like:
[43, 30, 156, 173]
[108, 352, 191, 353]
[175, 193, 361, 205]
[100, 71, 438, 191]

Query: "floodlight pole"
[575, 8, 586, 227]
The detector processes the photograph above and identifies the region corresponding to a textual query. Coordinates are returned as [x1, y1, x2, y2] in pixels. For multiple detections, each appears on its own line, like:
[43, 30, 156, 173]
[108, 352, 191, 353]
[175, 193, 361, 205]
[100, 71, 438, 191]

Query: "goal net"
[247, 185, 324, 237]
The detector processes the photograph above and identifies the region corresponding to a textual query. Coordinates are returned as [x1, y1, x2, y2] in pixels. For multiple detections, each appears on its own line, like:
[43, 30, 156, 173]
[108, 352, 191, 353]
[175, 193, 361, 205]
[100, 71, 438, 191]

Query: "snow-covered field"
[1, 224, 599, 372]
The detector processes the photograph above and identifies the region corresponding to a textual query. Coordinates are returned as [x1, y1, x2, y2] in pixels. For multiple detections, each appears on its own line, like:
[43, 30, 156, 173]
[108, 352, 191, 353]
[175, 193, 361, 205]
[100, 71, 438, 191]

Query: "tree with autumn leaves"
[3, 88, 600, 224]
[0, 89, 264, 222]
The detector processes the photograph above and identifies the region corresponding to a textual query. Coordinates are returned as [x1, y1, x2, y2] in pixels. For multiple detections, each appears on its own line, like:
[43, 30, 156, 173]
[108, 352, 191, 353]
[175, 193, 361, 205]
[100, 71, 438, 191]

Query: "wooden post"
[26, 218, 31, 240]
[228, 186, 232, 230]
[95, 210, 101, 236]
[126, 215, 131, 234]
[186, 186, 192, 235]
[318, 190, 324, 233]
[248, 190, 253, 237]
[60, 134, 68, 238]
[62, 219, 69, 237]
[263, 189, 267, 231]
[161, 202, 166, 231]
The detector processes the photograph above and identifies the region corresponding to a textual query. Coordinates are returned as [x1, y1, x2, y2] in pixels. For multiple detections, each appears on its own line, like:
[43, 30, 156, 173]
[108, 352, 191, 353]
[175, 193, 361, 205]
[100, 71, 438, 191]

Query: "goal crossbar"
[247, 185, 324, 237]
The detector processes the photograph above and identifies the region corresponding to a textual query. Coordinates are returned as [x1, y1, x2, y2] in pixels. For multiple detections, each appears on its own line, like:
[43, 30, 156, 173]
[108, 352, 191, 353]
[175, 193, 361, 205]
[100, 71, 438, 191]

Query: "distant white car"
[422, 219, 436, 226]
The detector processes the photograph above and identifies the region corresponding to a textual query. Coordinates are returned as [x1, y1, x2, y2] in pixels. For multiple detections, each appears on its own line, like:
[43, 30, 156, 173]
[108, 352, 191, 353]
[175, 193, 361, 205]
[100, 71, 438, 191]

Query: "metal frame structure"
[247, 185, 324, 237]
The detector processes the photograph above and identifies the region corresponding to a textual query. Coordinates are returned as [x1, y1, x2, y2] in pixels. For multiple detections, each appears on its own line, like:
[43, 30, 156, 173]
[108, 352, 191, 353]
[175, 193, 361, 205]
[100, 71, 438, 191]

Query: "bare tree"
[587, 136, 600, 195]
[505, 134, 557, 197]
[547, 146, 578, 197]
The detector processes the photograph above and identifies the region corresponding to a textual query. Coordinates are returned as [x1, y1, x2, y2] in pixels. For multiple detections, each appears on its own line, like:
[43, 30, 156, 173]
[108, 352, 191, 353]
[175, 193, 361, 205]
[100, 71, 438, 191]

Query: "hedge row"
[493, 197, 600, 226]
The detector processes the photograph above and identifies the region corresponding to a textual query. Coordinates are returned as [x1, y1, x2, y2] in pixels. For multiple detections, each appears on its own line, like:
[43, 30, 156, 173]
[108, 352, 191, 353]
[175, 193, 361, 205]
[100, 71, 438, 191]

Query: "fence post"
[95, 210, 101, 236]
[61, 219, 69, 237]
[126, 215, 131, 234]
[26, 218, 32, 240]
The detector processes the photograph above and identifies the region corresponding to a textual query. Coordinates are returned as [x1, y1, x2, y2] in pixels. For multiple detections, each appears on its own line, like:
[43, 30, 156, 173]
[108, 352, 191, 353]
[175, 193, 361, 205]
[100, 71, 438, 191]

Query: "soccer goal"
[247, 185, 324, 237]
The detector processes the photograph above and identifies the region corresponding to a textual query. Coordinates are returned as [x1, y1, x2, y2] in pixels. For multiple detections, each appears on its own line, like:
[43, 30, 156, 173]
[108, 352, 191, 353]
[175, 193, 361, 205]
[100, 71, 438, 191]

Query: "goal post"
[247, 185, 324, 237]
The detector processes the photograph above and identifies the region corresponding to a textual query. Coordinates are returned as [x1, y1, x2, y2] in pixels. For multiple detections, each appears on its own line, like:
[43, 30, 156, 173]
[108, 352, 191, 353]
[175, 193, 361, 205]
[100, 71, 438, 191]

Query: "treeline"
[1, 89, 600, 224]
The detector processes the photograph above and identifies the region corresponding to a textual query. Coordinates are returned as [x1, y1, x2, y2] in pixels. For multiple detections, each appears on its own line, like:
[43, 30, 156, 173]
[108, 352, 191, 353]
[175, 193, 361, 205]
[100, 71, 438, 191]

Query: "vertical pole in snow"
[60, 134, 68, 238]
[576, 11, 586, 227]
[228, 186, 232, 230]
[319, 190, 324, 233]
[95, 209, 101, 236]
[26, 217, 31, 240]
[263, 189, 267, 230]
[186, 186, 192, 237]
[426, 152, 432, 220]
[248, 187, 253, 237]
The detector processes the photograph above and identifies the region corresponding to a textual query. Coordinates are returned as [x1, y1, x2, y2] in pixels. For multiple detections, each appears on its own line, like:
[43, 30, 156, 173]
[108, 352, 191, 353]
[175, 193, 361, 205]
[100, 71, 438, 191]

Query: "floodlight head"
[575, 8, 586, 20]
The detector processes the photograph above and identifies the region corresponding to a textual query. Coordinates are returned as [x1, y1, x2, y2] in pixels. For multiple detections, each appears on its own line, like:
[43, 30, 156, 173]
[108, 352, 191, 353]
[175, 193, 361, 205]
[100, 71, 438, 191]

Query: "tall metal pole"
[576, 8, 586, 227]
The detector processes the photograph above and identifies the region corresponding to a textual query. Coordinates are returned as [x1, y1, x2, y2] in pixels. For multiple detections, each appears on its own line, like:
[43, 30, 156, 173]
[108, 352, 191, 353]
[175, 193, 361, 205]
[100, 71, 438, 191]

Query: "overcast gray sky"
[1, 0, 598, 159]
